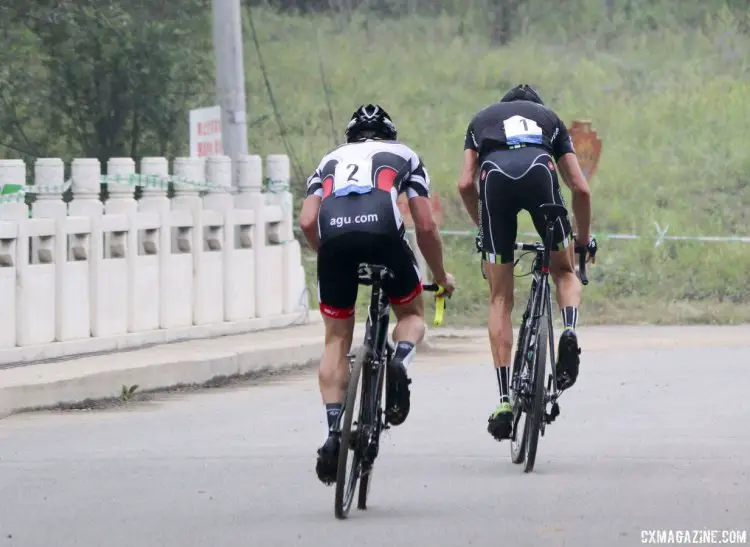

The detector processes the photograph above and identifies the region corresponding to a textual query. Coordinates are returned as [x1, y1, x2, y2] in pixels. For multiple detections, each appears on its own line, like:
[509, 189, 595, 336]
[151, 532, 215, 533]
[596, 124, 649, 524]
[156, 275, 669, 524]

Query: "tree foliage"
[0, 0, 213, 167]
[0, 0, 746, 169]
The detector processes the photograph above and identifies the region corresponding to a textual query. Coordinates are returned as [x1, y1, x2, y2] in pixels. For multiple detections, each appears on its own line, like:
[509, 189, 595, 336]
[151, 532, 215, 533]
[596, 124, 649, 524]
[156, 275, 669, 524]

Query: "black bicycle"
[501, 203, 592, 472]
[333, 264, 446, 519]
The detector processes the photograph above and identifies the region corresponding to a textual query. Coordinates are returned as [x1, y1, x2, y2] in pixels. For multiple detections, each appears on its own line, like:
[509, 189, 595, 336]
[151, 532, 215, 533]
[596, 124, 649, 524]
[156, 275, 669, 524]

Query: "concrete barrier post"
[69, 159, 103, 217]
[105, 157, 138, 215]
[172, 157, 204, 213]
[91, 214, 129, 337]
[16, 218, 57, 346]
[265, 154, 305, 315]
[0, 159, 28, 220]
[138, 157, 171, 330]
[0, 221, 17, 348]
[31, 158, 67, 219]
[205, 155, 253, 321]
[265, 154, 294, 243]
[204, 155, 233, 212]
[236, 155, 264, 319]
[161, 210, 194, 329]
[258, 155, 290, 317]
[193, 156, 232, 325]
[128, 211, 160, 333]
[139, 157, 170, 208]
[56, 216, 91, 342]
[172, 157, 204, 327]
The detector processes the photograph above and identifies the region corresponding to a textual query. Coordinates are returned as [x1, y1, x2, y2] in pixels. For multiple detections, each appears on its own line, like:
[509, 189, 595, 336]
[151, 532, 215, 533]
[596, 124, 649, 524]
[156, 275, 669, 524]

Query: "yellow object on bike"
[433, 285, 446, 326]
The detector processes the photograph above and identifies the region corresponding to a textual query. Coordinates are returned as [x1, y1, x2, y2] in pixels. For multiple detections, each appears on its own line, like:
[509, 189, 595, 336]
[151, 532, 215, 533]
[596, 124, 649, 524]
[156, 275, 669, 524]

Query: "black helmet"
[345, 104, 398, 143]
[500, 84, 544, 105]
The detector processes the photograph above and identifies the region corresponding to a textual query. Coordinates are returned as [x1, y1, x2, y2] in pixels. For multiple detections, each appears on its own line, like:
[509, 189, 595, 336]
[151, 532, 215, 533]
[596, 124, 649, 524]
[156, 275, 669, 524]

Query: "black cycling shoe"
[487, 401, 513, 441]
[315, 434, 340, 486]
[385, 358, 412, 426]
[556, 328, 581, 391]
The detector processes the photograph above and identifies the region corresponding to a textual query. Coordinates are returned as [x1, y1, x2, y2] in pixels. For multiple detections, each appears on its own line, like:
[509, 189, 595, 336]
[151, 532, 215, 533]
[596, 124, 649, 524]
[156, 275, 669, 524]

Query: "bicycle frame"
[362, 268, 393, 364]
[353, 265, 394, 473]
[512, 218, 557, 406]
[512, 206, 592, 429]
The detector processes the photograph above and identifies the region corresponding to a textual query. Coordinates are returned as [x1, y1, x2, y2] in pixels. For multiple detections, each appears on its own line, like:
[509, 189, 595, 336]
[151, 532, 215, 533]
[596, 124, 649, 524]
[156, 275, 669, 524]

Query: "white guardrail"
[0, 155, 309, 367]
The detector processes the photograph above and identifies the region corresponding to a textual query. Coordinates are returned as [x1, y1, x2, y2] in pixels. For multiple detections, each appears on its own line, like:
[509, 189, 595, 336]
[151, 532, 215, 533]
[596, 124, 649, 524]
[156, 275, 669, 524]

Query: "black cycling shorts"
[317, 231, 422, 319]
[316, 192, 422, 319]
[477, 146, 572, 264]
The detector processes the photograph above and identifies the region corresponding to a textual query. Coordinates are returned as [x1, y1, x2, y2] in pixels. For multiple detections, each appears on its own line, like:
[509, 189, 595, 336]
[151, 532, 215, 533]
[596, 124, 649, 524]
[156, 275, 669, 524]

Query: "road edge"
[0, 340, 327, 420]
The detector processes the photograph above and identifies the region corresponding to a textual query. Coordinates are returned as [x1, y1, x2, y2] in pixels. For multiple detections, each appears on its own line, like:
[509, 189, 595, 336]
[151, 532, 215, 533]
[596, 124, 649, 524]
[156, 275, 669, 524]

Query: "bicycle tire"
[334, 344, 368, 519]
[510, 319, 530, 465]
[357, 466, 372, 509]
[524, 311, 548, 473]
[357, 369, 384, 510]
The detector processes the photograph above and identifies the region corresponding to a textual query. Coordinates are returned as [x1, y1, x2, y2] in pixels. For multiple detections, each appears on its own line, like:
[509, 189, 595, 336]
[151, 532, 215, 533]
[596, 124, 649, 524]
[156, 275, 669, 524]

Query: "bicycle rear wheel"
[524, 311, 548, 473]
[334, 345, 368, 519]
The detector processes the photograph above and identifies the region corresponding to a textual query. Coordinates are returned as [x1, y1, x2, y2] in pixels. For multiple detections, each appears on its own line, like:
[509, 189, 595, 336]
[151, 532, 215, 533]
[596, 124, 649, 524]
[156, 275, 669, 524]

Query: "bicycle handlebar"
[512, 242, 590, 286]
[513, 242, 539, 252]
[575, 246, 589, 286]
[422, 283, 448, 326]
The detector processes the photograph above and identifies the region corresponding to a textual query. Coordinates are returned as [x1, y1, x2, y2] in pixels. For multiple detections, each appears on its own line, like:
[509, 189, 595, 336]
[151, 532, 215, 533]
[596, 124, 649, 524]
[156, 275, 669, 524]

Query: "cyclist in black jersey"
[456, 84, 597, 442]
[299, 104, 456, 485]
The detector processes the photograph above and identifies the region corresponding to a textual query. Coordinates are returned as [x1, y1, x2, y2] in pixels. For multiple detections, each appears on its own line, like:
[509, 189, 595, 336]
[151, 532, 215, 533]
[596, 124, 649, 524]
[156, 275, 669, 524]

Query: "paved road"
[1, 327, 749, 547]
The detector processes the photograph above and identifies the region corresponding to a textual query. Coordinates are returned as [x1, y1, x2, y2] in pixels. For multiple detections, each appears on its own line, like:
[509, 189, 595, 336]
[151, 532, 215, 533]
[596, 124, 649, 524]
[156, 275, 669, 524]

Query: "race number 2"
[333, 160, 373, 196]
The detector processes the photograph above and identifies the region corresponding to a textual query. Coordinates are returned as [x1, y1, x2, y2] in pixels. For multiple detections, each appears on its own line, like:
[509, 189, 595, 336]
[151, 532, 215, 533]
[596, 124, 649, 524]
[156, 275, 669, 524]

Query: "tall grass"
[244, 7, 750, 324]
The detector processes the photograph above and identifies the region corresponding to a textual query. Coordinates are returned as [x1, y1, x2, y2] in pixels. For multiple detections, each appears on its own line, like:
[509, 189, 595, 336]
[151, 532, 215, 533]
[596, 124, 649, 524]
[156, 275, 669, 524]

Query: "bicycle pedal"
[545, 402, 560, 423]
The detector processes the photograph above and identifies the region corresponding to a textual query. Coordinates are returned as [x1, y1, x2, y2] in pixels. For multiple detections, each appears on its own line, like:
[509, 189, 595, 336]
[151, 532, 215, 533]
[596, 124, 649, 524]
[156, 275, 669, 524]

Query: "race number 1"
[503, 115, 543, 141]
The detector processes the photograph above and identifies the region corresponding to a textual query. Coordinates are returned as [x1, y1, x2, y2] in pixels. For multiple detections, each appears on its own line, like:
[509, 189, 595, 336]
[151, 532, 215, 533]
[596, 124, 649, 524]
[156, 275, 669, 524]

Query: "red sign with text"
[190, 106, 223, 157]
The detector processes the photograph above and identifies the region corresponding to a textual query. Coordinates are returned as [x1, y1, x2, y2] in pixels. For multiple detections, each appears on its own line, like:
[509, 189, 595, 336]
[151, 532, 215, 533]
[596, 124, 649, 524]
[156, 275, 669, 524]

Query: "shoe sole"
[316, 455, 337, 485]
[557, 333, 581, 389]
[487, 415, 513, 441]
[316, 446, 339, 485]
[385, 363, 410, 426]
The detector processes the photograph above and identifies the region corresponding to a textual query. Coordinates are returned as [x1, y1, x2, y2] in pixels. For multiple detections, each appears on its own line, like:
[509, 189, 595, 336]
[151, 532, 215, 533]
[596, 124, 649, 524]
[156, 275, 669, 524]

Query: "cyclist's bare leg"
[315, 314, 354, 485]
[385, 292, 426, 426]
[550, 245, 581, 310]
[485, 259, 515, 440]
[391, 292, 426, 346]
[319, 315, 355, 404]
[549, 244, 583, 389]
[485, 261, 515, 367]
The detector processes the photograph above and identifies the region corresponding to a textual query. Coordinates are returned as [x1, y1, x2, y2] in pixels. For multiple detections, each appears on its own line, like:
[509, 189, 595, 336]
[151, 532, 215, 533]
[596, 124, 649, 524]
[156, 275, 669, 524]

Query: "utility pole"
[212, 0, 249, 187]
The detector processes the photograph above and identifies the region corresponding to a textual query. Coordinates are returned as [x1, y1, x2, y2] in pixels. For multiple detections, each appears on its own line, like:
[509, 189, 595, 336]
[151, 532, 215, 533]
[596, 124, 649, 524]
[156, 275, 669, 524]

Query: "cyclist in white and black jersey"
[299, 104, 456, 486]
[457, 85, 597, 442]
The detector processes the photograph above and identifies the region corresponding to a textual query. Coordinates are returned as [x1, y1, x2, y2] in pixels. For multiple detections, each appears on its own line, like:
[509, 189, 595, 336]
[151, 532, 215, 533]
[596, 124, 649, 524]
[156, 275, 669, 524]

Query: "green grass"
[244, 8, 750, 325]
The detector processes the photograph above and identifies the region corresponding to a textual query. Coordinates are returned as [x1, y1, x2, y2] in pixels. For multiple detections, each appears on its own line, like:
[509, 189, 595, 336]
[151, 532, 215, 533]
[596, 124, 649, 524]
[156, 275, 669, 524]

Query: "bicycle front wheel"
[334, 344, 368, 519]
[524, 312, 548, 473]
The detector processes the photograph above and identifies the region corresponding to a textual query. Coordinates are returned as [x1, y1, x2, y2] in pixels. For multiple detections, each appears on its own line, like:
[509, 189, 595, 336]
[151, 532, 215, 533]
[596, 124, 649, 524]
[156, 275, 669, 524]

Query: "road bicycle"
[507, 203, 591, 472]
[333, 264, 446, 519]
[477, 203, 592, 473]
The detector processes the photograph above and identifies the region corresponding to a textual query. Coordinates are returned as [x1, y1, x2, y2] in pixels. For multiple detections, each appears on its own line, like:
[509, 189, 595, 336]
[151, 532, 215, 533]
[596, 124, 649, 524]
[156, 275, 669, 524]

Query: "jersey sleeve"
[551, 116, 575, 160]
[403, 152, 430, 199]
[305, 163, 323, 198]
[464, 119, 479, 151]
